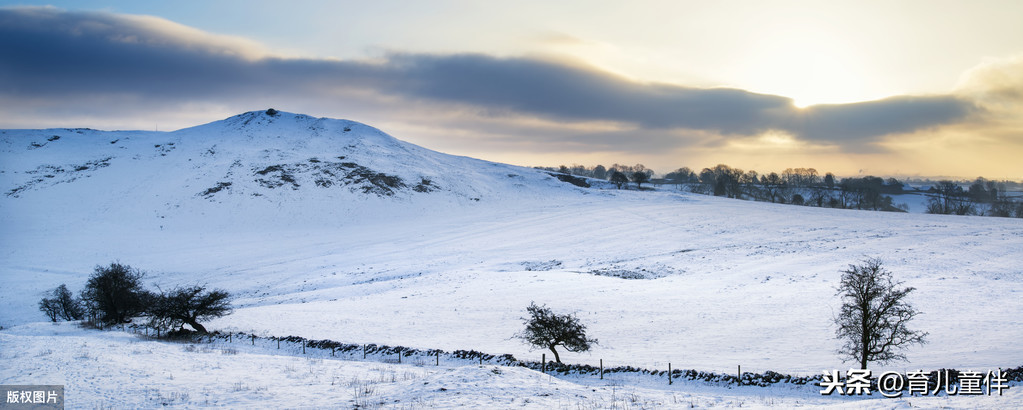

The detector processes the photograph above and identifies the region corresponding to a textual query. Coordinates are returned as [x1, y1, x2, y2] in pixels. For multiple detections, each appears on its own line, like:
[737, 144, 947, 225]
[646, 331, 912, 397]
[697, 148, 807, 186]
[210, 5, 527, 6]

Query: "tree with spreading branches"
[148, 285, 232, 333]
[609, 171, 629, 189]
[834, 258, 928, 369]
[516, 302, 597, 363]
[39, 284, 85, 322]
[631, 171, 651, 189]
[80, 263, 150, 325]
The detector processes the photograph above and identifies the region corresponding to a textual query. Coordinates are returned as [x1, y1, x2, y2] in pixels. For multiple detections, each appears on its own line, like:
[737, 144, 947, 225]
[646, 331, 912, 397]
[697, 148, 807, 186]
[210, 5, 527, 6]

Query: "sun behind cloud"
[0, 5, 1020, 179]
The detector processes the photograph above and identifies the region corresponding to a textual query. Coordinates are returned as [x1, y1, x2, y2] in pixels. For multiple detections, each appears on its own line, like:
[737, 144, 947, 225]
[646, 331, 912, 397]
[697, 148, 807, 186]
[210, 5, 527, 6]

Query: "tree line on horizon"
[540, 163, 1023, 218]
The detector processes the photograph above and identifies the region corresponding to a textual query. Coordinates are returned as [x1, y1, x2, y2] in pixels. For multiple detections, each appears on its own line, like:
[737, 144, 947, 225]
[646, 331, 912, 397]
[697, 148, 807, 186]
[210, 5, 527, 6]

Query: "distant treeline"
[539, 163, 1023, 218]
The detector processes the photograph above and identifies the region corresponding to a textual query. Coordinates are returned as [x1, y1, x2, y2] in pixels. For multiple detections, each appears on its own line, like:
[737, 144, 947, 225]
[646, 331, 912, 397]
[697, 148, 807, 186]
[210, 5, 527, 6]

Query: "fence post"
[363, 345, 367, 359]
[479, 355, 483, 365]
[542, 354, 546, 373]
[302, 342, 306, 354]
[600, 359, 603, 380]
[331, 347, 335, 357]
[251, 334, 255, 345]
[738, 365, 741, 386]
[668, 363, 672, 385]
[229, 333, 232, 343]
[436, 351, 439, 366]
[277, 337, 280, 349]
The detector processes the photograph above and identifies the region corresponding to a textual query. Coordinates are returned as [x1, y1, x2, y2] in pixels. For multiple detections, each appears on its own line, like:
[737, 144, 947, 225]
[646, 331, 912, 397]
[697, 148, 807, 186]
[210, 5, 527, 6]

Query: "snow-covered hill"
[2, 111, 1021, 407]
[0, 109, 590, 234]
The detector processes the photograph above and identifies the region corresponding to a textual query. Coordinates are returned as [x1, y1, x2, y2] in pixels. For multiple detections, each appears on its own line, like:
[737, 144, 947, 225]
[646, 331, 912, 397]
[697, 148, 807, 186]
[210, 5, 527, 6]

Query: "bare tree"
[609, 171, 629, 189]
[148, 285, 232, 334]
[81, 263, 150, 325]
[39, 284, 84, 322]
[665, 167, 695, 190]
[516, 302, 596, 363]
[631, 171, 650, 189]
[834, 258, 927, 369]
[782, 167, 820, 187]
[39, 297, 60, 322]
[927, 180, 975, 215]
[762, 172, 785, 203]
[824, 172, 836, 189]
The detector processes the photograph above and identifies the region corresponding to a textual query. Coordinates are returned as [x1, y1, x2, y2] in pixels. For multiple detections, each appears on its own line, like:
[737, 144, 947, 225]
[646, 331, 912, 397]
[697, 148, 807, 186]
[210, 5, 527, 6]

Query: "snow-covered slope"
[2, 111, 1021, 407]
[0, 109, 586, 234]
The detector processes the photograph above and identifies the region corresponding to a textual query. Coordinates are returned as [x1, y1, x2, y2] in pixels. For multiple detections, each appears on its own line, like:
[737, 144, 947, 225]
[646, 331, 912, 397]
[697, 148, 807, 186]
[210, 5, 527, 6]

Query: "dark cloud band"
[0, 7, 977, 148]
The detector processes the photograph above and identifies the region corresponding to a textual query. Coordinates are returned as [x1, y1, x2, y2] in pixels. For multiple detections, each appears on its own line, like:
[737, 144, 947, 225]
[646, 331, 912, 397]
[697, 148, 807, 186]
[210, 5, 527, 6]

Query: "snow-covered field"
[5, 322, 1018, 408]
[2, 111, 1021, 407]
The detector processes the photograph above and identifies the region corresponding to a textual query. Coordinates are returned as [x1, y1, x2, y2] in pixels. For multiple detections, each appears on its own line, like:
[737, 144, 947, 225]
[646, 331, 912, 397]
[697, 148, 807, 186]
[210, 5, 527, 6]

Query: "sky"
[1, 1, 1022, 179]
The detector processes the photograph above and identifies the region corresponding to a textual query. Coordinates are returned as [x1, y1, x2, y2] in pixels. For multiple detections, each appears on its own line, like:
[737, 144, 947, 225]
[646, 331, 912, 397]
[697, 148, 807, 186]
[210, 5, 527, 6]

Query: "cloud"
[384, 53, 798, 134]
[957, 54, 1023, 110]
[0, 7, 279, 98]
[532, 31, 591, 46]
[794, 96, 977, 147]
[0, 6, 980, 153]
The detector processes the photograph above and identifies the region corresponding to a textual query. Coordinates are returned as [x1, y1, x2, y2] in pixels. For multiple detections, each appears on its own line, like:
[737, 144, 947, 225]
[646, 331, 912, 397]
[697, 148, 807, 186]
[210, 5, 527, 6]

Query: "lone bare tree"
[517, 302, 596, 363]
[834, 258, 927, 369]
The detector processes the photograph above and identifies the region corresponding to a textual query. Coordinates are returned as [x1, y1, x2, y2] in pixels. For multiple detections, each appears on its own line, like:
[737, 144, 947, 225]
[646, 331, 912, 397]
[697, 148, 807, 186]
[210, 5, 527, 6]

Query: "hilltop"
[1, 109, 595, 233]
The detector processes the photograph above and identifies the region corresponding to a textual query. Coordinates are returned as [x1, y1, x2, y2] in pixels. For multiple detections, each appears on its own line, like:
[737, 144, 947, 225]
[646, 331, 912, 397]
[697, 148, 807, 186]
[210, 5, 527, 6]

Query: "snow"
[3, 322, 1018, 408]
[2, 110, 1021, 407]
